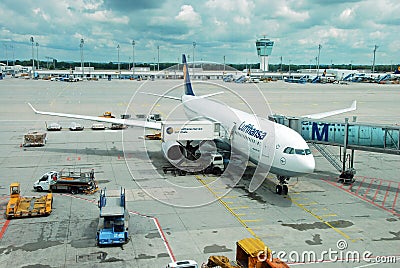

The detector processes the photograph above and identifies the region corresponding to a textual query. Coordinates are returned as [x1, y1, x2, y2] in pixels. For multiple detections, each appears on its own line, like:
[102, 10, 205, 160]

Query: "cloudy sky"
[1, 0, 399, 65]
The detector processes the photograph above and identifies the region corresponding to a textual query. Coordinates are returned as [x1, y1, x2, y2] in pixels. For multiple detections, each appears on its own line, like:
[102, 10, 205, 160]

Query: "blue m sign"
[312, 122, 329, 142]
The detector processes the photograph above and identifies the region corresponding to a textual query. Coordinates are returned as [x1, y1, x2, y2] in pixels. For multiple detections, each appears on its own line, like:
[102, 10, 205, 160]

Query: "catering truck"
[33, 169, 98, 194]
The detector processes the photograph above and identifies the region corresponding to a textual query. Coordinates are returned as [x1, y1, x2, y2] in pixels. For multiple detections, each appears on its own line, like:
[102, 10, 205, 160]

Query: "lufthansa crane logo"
[166, 127, 174, 134]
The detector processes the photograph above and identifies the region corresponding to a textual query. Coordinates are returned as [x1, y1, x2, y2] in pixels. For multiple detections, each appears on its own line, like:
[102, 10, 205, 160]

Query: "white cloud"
[339, 8, 354, 22]
[175, 5, 202, 27]
[84, 10, 129, 24]
[274, 3, 310, 22]
[234, 16, 250, 25]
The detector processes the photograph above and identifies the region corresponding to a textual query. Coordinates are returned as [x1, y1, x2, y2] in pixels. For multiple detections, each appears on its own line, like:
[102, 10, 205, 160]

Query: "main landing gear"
[276, 176, 289, 195]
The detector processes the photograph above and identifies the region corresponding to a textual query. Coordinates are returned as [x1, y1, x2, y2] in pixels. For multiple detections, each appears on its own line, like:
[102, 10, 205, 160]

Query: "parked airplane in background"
[28, 55, 356, 195]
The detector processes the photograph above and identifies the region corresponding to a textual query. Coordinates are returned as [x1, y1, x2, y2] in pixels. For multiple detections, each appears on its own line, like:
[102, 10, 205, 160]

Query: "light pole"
[157, 45, 160, 71]
[3, 44, 8, 66]
[372, 45, 378, 73]
[223, 55, 226, 78]
[30, 36, 35, 78]
[117, 44, 120, 78]
[132, 40, 135, 76]
[192, 41, 196, 77]
[317, 44, 321, 77]
[80, 38, 84, 77]
[36, 42, 39, 69]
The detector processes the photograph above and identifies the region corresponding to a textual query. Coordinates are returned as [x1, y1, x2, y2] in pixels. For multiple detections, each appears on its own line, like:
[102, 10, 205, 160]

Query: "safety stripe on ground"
[322, 177, 400, 217]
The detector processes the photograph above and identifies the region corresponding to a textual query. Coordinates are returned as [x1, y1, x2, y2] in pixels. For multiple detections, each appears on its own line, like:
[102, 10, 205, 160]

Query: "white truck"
[33, 169, 98, 194]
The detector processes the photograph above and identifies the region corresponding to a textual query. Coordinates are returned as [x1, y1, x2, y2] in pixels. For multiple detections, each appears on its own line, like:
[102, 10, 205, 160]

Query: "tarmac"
[0, 77, 399, 267]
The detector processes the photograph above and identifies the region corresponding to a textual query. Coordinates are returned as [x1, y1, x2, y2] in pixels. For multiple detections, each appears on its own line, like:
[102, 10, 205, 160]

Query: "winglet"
[351, 100, 357, 110]
[182, 54, 194, 96]
[302, 100, 357, 119]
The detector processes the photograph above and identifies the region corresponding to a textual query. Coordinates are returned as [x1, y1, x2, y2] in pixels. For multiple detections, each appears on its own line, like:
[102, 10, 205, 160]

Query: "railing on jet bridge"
[270, 114, 400, 155]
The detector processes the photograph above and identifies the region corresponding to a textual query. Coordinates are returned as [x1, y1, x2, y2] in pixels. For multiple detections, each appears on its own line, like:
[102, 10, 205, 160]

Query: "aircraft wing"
[301, 100, 356, 119]
[28, 103, 161, 130]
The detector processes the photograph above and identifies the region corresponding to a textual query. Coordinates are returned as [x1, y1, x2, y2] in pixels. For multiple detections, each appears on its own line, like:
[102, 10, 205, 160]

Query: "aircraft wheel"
[276, 185, 282, 195]
[282, 185, 288, 195]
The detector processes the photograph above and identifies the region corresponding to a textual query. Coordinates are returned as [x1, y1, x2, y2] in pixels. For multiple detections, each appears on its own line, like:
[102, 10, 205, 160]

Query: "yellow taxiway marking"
[298, 202, 318, 206]
[242, 219, 262, 223]
[321, 214, 338, 217]
[222, 195, 238, 199]
[196, 176, 260, 240]
[289, 196, 354, 241]
[230, 206, 250, 209]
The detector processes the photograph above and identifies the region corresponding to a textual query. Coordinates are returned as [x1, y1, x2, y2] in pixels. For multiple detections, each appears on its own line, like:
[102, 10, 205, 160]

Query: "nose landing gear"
[276, 176, 289, 195]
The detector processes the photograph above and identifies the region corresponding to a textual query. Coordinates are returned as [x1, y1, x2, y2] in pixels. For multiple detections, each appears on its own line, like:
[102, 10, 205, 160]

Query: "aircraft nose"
[303, 156, 315, 174]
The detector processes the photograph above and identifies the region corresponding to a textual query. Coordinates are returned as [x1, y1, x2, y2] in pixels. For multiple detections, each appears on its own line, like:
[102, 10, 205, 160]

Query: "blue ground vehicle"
[96, 188, 129, 246]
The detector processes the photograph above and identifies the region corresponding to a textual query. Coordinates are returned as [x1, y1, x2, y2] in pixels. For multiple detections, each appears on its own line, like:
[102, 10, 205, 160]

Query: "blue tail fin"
[182, 54, 194, 96]
[395, 66, 400, 74]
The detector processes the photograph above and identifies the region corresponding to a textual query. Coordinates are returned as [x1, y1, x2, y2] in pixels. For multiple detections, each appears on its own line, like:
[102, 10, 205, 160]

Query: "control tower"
[256, 37, 274, 71]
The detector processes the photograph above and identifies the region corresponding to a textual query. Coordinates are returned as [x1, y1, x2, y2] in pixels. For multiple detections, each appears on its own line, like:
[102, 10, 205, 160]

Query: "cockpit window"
[284, 147, 312, 155]
[283, 147, 294, 154]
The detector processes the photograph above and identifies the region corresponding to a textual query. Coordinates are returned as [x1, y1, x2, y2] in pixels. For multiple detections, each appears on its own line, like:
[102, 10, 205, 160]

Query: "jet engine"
[161, 141, 185, 163]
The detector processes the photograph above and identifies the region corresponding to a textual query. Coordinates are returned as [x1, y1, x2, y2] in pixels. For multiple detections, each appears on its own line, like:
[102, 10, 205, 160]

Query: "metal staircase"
[310, 143, 342, 172]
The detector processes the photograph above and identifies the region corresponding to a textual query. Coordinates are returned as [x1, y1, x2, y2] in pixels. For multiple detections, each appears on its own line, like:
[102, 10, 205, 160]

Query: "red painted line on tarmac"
[322, 178, 400, 217]
[153, 217, 176, 263]
[363, 178, 374, 198]
[392, 182, 400, 212]
[0, 219, 10, 240]
[371, 179, 383, 202]
[381, 181, 391, 207]
[355, 177, 365, 195]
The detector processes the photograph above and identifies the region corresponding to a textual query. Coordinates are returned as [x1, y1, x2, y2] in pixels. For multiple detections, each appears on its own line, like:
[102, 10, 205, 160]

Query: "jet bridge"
[270, 114, 400, 181]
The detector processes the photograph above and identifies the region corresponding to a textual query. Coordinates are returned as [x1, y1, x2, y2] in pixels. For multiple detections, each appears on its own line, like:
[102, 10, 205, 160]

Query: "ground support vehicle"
[91, 123, 106, 130]
[46, 122, 62, 131]
[69, 122, 84, 131]
[203, 238, 288, 268]
[145, 132, 161, 140]
[23, 131, 46, 147]
[162, 153, 224, 176]
[33, 169, 98, 194]
[6, 183, 52, 219]
[110, 123, 127, 130]
[99, 111, 115, 118]
[96, 188, 129, 246]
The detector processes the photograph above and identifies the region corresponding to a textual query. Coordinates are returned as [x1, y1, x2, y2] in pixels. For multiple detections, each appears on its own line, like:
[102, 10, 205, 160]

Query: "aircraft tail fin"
[394, 66, 400, 74]
[182, 54, 194, 96]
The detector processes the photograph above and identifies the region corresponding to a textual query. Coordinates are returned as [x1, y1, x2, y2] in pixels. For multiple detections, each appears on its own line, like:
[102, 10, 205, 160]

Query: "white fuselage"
[182, 95, 315, 177]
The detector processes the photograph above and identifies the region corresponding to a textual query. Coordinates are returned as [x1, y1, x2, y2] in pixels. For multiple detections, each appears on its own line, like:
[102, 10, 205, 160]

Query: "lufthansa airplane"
[28, 54, 356, 195]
